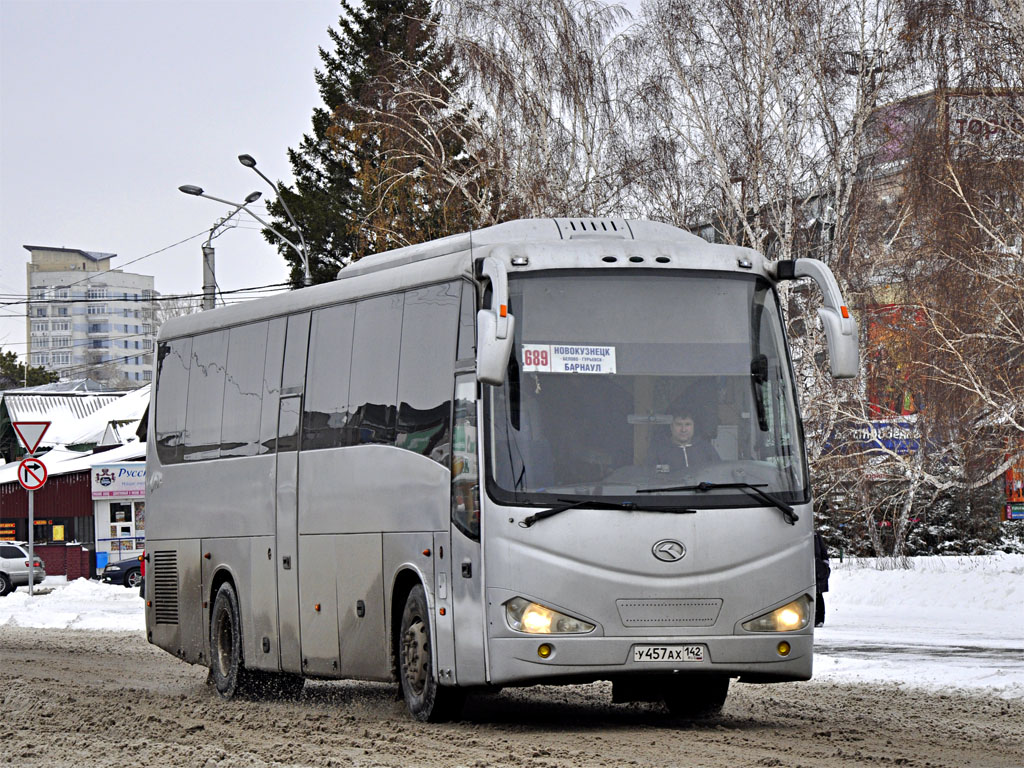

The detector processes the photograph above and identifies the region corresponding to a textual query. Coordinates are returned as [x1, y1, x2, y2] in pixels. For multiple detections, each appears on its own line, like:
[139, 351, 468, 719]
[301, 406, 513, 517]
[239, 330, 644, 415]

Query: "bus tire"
[398, 584, 463, 722]
[663, 675, 729, 719]
[210, 581, 252, 699]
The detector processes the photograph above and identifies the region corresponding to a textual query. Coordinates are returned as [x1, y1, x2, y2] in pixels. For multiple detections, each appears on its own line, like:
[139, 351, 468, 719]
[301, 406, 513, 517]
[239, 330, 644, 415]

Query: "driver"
[648, 403, 719, 473]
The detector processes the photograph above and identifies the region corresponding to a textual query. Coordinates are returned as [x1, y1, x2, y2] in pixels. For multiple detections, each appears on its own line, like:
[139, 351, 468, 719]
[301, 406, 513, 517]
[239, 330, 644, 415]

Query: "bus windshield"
[486, 271, 807, 507]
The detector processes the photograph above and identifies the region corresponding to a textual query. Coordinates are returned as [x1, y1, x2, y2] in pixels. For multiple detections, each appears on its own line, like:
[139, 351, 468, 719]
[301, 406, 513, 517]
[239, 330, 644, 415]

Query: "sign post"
[13, 421, 50, 596]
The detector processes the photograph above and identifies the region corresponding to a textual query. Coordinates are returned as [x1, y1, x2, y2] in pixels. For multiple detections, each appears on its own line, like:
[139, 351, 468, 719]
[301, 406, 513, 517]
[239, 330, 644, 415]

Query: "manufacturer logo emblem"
[652, 539, 686, 562]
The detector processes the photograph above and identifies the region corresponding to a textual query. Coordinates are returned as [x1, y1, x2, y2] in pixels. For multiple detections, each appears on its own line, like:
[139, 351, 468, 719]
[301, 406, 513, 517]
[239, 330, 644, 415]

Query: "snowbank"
[2, 555, 1021, 697]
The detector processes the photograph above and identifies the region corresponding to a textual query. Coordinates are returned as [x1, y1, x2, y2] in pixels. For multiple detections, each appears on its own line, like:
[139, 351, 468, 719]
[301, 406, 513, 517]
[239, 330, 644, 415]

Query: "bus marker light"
[777, 641, 791, 656]
[500, 304, 507, 317]
[841, 306, 850, 318]
[315, 603, 321, 612]
[422, 549, 431, 557]
[537, 644, 552, 658]
[439, 607, 446, 616]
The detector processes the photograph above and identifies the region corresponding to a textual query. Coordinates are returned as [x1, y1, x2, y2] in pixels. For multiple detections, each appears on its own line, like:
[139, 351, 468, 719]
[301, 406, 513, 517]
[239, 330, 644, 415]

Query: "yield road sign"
[12, 421, 51, 454]
[18, 457, 48, 491]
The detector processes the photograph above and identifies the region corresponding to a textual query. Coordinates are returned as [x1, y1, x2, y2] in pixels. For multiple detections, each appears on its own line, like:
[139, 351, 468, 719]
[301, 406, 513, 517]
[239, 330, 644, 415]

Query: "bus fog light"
[537, 643, 553, 658]
[742, 595, 812, 632]
[505, 597, 595, 634]
[777, 641, 791, 656]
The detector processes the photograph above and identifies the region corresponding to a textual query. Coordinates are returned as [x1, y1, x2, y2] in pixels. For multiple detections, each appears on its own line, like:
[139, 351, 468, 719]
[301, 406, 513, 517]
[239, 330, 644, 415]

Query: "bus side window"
[259, 318, 286, 454]
[278, 312, 310, 452]
[221, 321, 269, 458]
[350, 294, 403, 446]
[154, 337, 191, 465]
[183, 330, 227, 462]
[397, 282, 459, 461]
[457, 280, 476, 362]
[451, 375, 480, 540]
[303, 303, 355, 450]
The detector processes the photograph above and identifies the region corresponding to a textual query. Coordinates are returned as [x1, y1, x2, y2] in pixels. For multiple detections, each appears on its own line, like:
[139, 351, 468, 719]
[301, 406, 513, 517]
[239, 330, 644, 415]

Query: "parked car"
[101, 553, 144, 588]
[0, 541, 46, 596]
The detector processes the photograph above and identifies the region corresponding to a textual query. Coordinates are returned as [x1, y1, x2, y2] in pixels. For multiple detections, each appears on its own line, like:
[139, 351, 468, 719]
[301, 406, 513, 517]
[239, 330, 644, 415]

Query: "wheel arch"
[390, 566, 430, 681]
[207, 566, 241, 664]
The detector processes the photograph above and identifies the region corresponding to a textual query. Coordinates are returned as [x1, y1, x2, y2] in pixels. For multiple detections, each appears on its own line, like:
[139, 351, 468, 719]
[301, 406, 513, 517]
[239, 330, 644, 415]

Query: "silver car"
[0, 541, 46, 596]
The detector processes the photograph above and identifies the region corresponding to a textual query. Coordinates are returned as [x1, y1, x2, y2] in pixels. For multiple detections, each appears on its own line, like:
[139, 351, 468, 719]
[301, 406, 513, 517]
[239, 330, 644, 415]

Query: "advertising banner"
[91, 462, 146, 499]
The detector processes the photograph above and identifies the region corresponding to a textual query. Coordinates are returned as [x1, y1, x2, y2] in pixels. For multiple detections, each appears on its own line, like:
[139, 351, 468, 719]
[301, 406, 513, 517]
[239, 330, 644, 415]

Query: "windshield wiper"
[519, 498, 696, 529]
[636, 481, 798, 526]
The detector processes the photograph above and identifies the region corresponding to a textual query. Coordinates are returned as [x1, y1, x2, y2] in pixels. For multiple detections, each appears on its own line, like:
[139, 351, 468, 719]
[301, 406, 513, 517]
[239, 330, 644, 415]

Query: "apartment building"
[25, 246, 158, 385]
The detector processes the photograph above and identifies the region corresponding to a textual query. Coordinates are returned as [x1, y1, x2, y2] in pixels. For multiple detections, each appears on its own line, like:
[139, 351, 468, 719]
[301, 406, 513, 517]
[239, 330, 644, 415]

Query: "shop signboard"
[1006, 503, 1024, 521]
[91, 462, 146, 499]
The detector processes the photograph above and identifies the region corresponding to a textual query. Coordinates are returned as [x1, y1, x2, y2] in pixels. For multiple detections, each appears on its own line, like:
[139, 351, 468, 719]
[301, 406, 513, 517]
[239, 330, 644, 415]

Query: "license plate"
[633, 645, 704, 663]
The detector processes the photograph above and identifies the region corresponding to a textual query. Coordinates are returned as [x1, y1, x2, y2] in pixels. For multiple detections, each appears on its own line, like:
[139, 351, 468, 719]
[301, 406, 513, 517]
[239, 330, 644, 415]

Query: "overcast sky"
[0, 0, 341, 356]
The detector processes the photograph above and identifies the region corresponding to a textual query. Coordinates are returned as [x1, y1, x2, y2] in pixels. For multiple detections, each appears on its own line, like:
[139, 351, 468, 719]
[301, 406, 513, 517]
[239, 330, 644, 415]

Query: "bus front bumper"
[486, 633, 813, 686]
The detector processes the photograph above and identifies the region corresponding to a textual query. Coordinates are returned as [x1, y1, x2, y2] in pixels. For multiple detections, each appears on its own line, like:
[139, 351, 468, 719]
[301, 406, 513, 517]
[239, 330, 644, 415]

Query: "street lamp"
[238, 154, 312, 287]
[178, 186, 264, 310]
[178, 184, 311, 303]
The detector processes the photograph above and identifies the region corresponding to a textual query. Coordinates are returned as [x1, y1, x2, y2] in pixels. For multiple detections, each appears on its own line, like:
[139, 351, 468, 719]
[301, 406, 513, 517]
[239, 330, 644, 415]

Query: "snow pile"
[1, 555, 1021, 697]
[0, 576, 144, 632]
[814, 554, 1024, 697]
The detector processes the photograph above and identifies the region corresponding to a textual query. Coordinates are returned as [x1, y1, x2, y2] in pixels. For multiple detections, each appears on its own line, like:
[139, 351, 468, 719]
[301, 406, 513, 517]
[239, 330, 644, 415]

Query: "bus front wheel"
[663, 675, 730, 719]
[398, 584, 463, 722]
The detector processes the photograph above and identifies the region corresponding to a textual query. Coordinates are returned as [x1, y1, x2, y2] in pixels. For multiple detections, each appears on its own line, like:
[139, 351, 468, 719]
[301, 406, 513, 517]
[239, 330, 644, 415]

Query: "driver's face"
[670, 416, 695, 445]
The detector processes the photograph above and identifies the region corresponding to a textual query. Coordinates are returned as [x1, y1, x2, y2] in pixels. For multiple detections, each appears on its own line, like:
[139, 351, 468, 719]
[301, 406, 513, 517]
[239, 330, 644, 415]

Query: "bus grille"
[152, 550, 179, 625]
[616, 598, 723, 627]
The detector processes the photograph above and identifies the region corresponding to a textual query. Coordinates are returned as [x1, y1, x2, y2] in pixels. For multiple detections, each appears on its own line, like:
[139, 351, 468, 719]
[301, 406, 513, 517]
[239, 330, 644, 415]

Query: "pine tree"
[267, 0, 478, 285]
[0, 349, 58, 390]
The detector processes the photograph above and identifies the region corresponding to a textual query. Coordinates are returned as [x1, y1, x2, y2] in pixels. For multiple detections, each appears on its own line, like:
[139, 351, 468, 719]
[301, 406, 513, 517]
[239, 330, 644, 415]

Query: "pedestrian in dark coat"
[814, 533, 830, 627]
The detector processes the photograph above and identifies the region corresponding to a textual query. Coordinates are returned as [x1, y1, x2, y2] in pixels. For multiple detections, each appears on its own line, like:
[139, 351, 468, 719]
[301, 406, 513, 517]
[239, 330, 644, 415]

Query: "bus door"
[275, 311, 310, 674]
[275, 392, 302, 673]
[449, 374, 487, 684]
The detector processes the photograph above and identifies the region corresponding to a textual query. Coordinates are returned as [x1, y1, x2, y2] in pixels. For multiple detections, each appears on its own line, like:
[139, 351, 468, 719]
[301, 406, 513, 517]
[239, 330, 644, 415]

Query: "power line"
[2, 281, 291, 308]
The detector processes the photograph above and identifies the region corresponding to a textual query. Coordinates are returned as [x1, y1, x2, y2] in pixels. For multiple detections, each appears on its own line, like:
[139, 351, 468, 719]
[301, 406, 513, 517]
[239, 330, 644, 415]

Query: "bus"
[144, 217, 857, 721]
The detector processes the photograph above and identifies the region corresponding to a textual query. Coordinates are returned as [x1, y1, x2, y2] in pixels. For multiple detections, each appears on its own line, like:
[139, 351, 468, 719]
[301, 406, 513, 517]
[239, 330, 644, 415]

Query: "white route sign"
[522, 344, 617, 374]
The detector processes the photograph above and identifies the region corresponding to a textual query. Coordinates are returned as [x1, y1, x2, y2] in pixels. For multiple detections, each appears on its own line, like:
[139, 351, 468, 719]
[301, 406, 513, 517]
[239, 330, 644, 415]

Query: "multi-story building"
[25, 246, 158, 385]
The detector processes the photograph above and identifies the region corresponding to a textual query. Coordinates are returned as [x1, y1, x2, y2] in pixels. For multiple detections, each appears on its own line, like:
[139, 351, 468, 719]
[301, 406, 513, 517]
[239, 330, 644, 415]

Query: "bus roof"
[159, 218, 763, 340]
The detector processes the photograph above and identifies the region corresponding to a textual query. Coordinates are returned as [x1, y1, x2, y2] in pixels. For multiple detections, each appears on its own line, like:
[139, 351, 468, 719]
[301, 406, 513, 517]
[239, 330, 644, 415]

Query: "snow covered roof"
[0, 440, 145, 486]
[2, 391, 127, 447]
[10, 378, 116, 393]
[61, 385, 149, 446]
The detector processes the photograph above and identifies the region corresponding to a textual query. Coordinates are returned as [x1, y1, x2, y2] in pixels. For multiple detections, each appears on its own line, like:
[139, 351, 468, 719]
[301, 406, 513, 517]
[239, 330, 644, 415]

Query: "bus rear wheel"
[663, 675, 730, 719]
[210, 581, 253, 699]
[398, 584, 463, 722]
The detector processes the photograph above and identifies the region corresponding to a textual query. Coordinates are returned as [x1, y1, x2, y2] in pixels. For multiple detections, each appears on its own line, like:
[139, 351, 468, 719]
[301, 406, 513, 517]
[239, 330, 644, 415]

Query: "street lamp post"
[178, 187, 261, 310]
[238, 154, 312, 287]
[178, 185, 310, 304]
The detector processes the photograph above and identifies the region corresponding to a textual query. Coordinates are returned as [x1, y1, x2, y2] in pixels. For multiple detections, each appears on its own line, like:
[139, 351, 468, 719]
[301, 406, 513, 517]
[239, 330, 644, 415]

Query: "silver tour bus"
[144, 218, 857, 721]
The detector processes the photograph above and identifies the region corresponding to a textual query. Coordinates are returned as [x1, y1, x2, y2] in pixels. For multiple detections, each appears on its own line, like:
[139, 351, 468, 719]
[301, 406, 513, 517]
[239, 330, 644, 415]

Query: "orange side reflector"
[500, 304, 507, 318]
[841, 306, 850, 319]
[439, 608, 446, 616]
[315, 603, 321, 613]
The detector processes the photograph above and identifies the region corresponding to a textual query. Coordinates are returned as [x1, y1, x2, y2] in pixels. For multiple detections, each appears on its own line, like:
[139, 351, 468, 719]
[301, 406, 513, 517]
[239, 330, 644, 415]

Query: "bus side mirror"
[477, 309, 515, 385]
[776, 258, 859, 379]
[476, 255, 515, 385]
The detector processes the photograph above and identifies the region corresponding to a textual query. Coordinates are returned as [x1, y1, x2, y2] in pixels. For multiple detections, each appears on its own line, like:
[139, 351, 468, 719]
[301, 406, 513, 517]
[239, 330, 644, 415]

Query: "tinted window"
[0, 545, 24, 558]
[397, 283, 459, 462]
[259, 318, 287, 453]
[457, 281, 476, 361]
[154, 337, 192, 465]
[221, 322, 268, 458]
[184, 330, 228, 461]
[349, 294, 404, 445]
[277, 313, 310, 451]
[304, 303, 356, 450]
[282, 312, 310, 392]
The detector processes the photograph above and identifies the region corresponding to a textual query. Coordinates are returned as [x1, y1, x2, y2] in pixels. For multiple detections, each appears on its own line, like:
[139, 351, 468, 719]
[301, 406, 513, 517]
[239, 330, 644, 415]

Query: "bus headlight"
[742, 595, 812, 632]
[505, 597, 595, 634]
